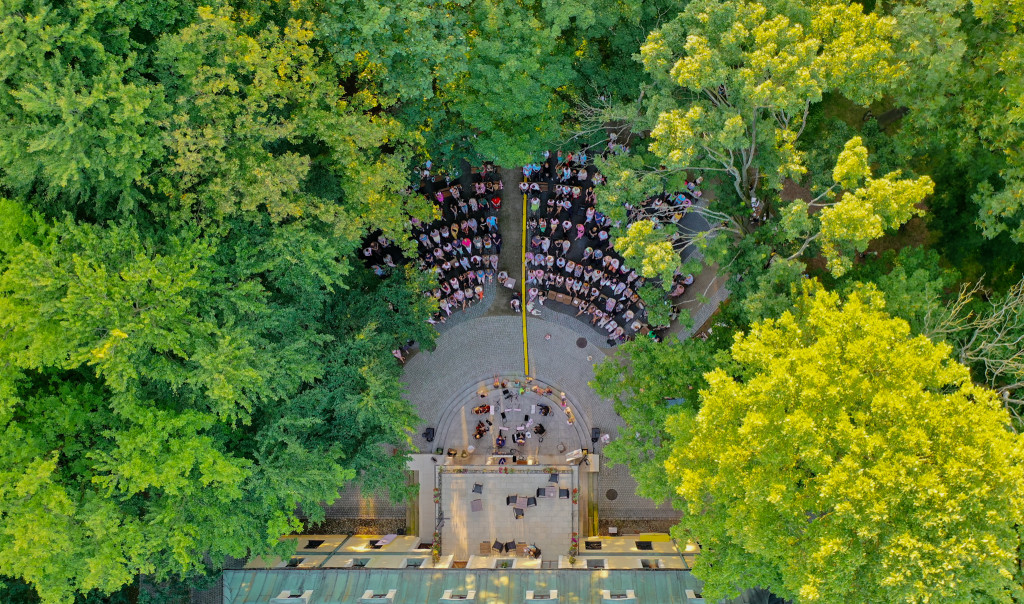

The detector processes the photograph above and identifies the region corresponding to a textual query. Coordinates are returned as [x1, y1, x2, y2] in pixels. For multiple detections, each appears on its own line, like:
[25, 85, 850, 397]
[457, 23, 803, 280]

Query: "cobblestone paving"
[527, 301, 616, 348]
[318, 482, 407, 520]
[402, 313, 678, 522]
[487, 167, 525, 315]
[596, 463, 681, 519]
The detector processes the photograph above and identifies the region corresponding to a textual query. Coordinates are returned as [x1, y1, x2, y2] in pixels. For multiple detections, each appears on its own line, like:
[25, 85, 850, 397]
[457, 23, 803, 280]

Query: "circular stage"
[429, 375, 590, 463]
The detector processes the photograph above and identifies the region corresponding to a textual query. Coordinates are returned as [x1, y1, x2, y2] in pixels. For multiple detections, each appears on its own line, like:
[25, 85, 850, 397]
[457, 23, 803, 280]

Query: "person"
[511, 297, 521, 313]
[392, 349, 405, 362]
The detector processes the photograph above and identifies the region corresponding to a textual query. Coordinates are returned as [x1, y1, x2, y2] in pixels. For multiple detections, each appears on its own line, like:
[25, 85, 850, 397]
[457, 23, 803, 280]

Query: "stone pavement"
[402, 313, 680, 525]
[318, 483, 407, 520]
[488, 167, 525, 315]
[441, 469, 577, 560]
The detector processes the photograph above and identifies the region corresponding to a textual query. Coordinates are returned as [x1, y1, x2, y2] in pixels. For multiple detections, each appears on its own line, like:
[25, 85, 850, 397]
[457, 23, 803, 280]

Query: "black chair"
[472, 483, 483, 494]
[506, 495, 516, 506]
[492, 539, 503, 553]
[559, 488, 569, 499]
[514, 508, 524, 519]
[423, 427, 435, 442]
[548, 473, 558, 483]
[527, 497, 537, 507]
[504, 541, 516, 553]
[591, 427, 600, 443]
[536, 487, 546, 498]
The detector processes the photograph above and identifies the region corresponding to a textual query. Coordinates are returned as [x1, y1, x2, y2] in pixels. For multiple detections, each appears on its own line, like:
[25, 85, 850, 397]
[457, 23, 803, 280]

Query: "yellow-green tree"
[665, 283, 1024, 603]
[781, 136, 935, 276]
[641, 0, 902, 210]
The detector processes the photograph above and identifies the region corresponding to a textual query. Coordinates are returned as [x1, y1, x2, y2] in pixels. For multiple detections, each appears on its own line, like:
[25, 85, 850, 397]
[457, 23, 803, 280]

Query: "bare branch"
[786, 232, 821, 260]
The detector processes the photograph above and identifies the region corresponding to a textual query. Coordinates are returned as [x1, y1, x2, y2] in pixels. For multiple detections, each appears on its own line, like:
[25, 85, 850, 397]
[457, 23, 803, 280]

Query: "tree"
[0, 0, 171, 217]
[597, 134, 933, 292]
[153, 6, 427, 238]
[640, 0, 903, 211]
[587, 0, 932, 306]
[779, 136, 934, 277]
[926, 276, 1024, 428]
[889, 0, 1024, 242]
[833, 246, 961, 337]
[663, 283, 1024, 603]
[592, 332, 734, 504]
[0, 195, 434, 601]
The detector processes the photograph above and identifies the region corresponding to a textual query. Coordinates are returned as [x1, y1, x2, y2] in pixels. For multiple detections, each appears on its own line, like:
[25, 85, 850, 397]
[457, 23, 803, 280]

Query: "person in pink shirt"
[576, 224, 585, 240]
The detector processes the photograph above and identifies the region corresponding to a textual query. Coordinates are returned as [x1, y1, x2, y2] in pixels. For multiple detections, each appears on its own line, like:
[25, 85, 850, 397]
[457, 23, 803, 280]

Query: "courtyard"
[439, 467, 577, 563]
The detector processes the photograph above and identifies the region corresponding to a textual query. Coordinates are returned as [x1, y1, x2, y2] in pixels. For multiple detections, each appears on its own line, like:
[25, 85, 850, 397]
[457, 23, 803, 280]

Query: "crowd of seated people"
[361, 164, 504, 329]
[414, 165, 504, 325]
[361, 231, 405, 277]
[522, 149, 650, 343]
[623, 178, 704, 233]
[621, 181, 704, 306]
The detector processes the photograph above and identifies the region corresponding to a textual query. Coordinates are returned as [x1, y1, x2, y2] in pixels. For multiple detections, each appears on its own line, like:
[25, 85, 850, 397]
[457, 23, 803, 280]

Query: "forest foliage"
[1, 0, 1022, 602]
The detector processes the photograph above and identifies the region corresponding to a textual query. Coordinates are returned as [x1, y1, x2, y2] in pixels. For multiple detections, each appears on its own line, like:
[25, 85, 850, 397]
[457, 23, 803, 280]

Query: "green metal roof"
[224, 569, 705, 604]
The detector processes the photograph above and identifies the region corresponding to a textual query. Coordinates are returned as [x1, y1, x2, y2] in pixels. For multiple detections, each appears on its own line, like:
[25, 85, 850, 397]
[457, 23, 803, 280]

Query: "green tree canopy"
[890, 0, 1024, 242]
[664, 284, 1024, 603]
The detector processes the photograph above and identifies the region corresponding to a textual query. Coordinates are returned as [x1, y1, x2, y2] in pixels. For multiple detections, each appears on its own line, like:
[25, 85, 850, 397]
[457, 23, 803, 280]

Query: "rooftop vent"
[525, 589, 559, 601]
[269, 590, 313, 604]
[440, 589, 476, 601]
[358, 589, 397, 603]
[600, 589, 637, 603]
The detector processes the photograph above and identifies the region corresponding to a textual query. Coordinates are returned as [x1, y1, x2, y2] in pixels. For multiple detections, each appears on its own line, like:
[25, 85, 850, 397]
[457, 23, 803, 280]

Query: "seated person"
[495, 435, 506, 448]
[538, 404, 550, 416]
[533, 424, 546, 435]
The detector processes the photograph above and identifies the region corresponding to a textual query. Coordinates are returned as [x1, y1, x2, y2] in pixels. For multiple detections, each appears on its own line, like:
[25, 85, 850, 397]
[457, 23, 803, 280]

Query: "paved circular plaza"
[404, 313, 680, 522]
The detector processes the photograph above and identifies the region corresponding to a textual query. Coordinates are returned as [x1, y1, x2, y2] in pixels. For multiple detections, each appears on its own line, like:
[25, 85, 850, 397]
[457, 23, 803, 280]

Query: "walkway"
[486, 167, 525, 316]
[403, 313, 680, 529]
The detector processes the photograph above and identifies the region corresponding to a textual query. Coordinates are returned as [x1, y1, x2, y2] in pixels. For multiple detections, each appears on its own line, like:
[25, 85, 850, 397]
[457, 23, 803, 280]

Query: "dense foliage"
[1, 0, 1022, 601]
[665, 285, 1024, 603]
